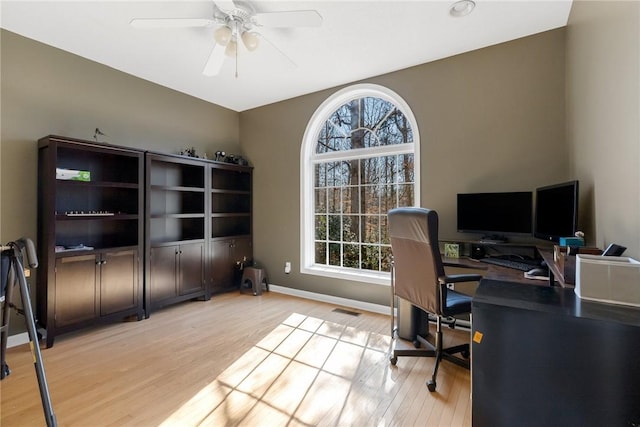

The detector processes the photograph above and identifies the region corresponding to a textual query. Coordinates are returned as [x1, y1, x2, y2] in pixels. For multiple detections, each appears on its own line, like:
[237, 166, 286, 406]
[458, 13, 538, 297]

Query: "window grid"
[313, 154, 414, 273]
[301, 84, 419, 284]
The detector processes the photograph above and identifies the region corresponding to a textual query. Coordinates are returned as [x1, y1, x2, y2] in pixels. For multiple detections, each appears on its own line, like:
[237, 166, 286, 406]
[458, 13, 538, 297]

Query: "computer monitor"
[534, 180, 579, 243]
[457, 191, 533, 241]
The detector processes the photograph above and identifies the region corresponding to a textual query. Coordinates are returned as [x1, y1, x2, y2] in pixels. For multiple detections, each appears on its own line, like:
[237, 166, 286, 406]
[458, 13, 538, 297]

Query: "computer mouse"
[527, 267, 548, 277]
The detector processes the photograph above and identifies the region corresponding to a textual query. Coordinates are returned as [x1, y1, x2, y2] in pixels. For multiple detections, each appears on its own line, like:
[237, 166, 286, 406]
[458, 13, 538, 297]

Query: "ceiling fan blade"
[130, 18, 214, 29]
[202, 43, 226, 76]
[254, 10, 322, 28]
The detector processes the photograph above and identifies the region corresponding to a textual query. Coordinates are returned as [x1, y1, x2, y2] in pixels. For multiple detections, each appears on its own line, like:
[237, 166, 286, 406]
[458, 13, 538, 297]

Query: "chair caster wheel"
[389, 355, 397, 365]
[462, 349, 470, 358]
[413, 340, 420, 348]
[427, 380, 436, 392]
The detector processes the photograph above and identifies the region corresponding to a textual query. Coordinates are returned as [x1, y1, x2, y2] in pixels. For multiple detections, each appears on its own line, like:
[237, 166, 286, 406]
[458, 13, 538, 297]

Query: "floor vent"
[332, 308, 361, 316]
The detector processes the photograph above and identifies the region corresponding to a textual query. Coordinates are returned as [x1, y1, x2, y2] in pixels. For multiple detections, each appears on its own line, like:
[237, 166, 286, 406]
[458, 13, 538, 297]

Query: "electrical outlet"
[24, 268, 30, 277]
[284, 261, 291, 274]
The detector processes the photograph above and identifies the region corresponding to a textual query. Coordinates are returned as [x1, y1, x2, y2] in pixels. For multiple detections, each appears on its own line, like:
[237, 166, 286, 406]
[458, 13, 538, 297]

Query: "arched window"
[300, 84, 420, 285]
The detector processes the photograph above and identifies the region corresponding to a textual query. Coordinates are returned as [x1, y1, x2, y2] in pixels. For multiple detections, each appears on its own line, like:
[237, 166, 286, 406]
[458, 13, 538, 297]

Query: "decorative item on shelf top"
[179, 147, 209, 159]
[224, 154, 249, 166]
[214, 151, 226, 162]
[179, 147, 197, 157]
[444, 243, 460, 258]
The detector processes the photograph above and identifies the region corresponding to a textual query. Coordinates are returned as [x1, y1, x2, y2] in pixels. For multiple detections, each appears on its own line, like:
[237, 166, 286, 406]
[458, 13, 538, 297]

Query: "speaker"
[471, 244, 486, 259]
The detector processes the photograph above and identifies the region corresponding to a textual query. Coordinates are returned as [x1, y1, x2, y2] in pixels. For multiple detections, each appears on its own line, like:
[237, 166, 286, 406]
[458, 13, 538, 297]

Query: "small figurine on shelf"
[215, 151, 226, 162]
[224, 154, 249, 166]
[179, 147, 197, 157]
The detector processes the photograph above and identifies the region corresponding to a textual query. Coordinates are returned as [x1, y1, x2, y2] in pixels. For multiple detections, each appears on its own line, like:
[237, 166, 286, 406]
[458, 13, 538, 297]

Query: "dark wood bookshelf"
[37, 135, 145, 347]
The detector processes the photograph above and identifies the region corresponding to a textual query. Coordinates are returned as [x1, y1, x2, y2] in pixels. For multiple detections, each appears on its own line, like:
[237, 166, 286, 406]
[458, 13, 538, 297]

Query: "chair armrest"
[439, 273, 482, 284]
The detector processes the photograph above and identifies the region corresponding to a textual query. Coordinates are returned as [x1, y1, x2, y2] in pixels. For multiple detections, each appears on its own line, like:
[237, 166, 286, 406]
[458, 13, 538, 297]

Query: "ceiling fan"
[130, 0, 322, 77]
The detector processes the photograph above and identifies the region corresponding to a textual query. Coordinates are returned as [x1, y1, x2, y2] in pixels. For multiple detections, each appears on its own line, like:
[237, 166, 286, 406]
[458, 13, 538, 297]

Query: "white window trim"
[300, 83, 420, 286]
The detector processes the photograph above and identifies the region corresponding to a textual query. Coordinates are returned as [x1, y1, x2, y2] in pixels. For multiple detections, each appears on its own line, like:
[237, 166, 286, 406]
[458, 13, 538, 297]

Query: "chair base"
[389, 326, 470, 392]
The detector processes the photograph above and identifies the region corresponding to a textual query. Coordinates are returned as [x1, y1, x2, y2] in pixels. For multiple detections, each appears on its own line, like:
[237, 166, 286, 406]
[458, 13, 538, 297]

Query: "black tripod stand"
[1, 238, 57, 427]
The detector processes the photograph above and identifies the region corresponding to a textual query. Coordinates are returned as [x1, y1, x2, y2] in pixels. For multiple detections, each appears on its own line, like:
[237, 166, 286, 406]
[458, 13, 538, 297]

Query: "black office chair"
[388, 207, 482, 392]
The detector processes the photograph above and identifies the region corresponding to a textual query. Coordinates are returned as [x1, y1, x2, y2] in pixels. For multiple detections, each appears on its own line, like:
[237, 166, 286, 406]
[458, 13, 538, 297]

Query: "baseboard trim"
[269, 284, 392, 316]
[7, 332, 29, 348]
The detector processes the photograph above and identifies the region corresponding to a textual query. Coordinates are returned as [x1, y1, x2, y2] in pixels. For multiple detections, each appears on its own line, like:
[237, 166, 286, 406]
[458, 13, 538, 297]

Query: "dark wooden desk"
[472, 279, 640, 426]
[443, 256, 547, 286]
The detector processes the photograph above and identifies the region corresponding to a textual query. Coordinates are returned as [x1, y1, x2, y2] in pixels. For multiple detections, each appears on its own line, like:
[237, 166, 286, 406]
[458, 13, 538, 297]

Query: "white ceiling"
[1, 0, 572, 112]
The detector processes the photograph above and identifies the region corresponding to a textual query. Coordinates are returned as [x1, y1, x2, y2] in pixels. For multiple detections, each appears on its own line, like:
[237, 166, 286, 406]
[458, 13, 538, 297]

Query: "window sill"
[301, 265, 391, 286]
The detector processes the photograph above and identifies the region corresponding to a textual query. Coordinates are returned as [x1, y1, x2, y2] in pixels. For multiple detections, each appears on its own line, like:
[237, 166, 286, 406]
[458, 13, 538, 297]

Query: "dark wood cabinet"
[210, 237, 252, 294]
[148, 243, 205, 310]
[209, 163, 253, 293]
[37, 135, 144, 347]
[100, 250, 140, 316]
[145, 153, 207, 314]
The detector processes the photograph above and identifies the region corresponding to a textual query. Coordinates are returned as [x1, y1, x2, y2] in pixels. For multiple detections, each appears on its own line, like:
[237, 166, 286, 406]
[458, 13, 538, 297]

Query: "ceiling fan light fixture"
[214, 25, 232, 46]
[449, 0, 475, 17]
[241, 31, 259, 51]
[225, 39, 238, 57]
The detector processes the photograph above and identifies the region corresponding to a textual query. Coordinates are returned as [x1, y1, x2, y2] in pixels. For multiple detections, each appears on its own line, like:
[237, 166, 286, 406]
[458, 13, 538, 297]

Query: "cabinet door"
[149, 246, 178, 302]
[100, 250, 138, 316]
[55, 254, 98, 328]
[178, 242, 204, 295]
[210, 239, 232, 293]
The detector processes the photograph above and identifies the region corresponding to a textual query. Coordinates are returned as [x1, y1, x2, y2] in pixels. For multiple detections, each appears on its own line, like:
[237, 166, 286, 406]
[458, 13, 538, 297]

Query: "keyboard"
[479, 257, 538, 272]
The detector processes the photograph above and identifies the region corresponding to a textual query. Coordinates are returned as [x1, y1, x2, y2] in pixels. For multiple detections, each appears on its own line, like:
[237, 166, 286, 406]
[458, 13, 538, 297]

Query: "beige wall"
[240, 29, 567, 306]
[0, 29, 240, 246]
[566, 0, 640, 259]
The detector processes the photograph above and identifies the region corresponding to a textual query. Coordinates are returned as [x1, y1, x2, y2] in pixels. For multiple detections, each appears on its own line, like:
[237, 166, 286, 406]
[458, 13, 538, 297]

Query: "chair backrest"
[388, 207, 445, 315]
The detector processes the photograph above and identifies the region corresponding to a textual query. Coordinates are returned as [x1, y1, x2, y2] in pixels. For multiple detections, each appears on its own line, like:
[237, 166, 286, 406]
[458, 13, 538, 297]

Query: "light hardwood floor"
[1, 292, 471, 426]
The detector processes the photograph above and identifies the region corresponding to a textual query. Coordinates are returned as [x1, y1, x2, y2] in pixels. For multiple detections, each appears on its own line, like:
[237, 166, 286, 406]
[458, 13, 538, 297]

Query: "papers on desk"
[524, 271, 549, 281]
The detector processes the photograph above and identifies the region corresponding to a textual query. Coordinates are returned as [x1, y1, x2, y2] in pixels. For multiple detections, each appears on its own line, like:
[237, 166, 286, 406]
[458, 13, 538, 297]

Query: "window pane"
[380, 108, 412, 145]
[343, 215, 359, 242]
[343, 244, 360, 268]
[380, 246, 393, 272]
[315, 188, 327, 213]
[315, 242, 327, 265]
[326, 161, 350, 187]
[315, 215, 327, 240]
[343, 186, 359, 215]
[363, 156, 398, 185]
[380, 215, 390, 244]
[328, 188, 341, 213]
[314, 163, 326, 187]
[363, 215, 379, 243]
[327, 215, 341, 241]
[329, 243, 341, 266]
[397, 154, 414, 183]
[361, 245, 380, 270]
[380, 184, 397, 214]
[361, 185, 380, 215]
[398, 184, 414, 207]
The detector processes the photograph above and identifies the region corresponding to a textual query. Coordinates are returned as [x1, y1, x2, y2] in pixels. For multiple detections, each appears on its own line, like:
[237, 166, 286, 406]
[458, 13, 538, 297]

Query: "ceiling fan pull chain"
[235, 20, 239, 78]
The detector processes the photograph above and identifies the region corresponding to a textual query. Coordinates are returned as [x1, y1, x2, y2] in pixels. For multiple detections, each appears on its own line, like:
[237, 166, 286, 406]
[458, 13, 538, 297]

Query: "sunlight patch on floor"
[159, 312, 392, 426]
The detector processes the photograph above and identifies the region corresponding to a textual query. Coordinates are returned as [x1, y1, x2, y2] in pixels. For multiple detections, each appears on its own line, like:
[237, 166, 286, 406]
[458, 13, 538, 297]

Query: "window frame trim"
[300, 83, 421, 285]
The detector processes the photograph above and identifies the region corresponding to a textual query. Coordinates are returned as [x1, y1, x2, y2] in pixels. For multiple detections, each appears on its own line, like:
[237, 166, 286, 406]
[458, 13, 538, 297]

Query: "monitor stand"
[480, 235, 508, 244]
